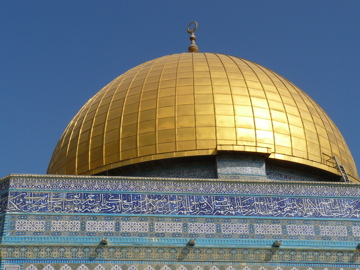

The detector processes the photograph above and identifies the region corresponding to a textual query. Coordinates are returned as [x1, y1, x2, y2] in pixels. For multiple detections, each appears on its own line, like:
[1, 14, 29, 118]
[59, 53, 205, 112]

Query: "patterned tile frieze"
[1, 246, 360, 264]
[51, 221, 81, 232]
[254, 224, 282, 235]
[188, 223, 216, 234]
[221, 223, 249, 234]
[120, 222, 148, 233]
[13, 262, 360, 270]
[7, 215, 360, 242]
[286, 225, 314, 236]
[319, 226, 347, 237]
[154, 222, 182, 233]
[15, 220, 45, 231]
[86, 221, 115, 232]
[7, 191, 360, 219]
[5, 175, 360, 197]
[352, 226, 360, 236]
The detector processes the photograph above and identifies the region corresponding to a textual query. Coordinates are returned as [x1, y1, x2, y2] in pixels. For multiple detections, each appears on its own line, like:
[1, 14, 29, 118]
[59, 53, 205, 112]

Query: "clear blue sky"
[1, 1, 360, 177]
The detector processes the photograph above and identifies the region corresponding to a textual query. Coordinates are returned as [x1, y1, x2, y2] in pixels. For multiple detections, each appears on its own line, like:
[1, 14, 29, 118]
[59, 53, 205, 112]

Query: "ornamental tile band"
[12, 263, 360, 270]
[4, 175, 360, 197]
[2, 246, 360, 264]
[7, 215, 360, 242]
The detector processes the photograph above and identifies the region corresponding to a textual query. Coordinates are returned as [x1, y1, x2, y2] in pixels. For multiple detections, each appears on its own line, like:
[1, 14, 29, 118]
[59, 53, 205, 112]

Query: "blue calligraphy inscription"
[7, 191, 360, 218]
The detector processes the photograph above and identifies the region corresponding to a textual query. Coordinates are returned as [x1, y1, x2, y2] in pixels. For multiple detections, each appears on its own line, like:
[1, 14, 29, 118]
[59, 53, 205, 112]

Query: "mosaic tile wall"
[1, 175, 360, 269]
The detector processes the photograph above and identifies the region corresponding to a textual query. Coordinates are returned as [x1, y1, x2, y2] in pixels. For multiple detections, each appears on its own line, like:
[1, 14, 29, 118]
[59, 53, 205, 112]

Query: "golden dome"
[47, 53, 358, 181]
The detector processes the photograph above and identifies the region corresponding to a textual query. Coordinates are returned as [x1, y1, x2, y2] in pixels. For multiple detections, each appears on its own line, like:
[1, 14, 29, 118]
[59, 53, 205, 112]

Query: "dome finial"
[187, 21, 199, 53]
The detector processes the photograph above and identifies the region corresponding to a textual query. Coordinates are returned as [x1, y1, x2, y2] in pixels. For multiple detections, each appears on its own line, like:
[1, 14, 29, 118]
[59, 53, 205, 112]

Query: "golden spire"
[187, 21, 199, 52]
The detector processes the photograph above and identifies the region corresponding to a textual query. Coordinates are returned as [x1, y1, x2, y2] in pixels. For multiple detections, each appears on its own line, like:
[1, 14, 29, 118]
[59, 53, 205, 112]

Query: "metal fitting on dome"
[187, 21, 199, 53]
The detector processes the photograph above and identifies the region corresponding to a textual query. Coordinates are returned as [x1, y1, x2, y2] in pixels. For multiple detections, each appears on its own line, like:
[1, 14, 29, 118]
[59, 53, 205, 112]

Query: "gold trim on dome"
[47, 53, 358, 182]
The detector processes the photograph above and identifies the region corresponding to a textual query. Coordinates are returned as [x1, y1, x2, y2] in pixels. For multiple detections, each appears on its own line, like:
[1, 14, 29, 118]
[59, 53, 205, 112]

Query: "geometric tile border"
[7, 215, 360, 242]
[10, 263, 359, 270]
[3, 175, 360, 197]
